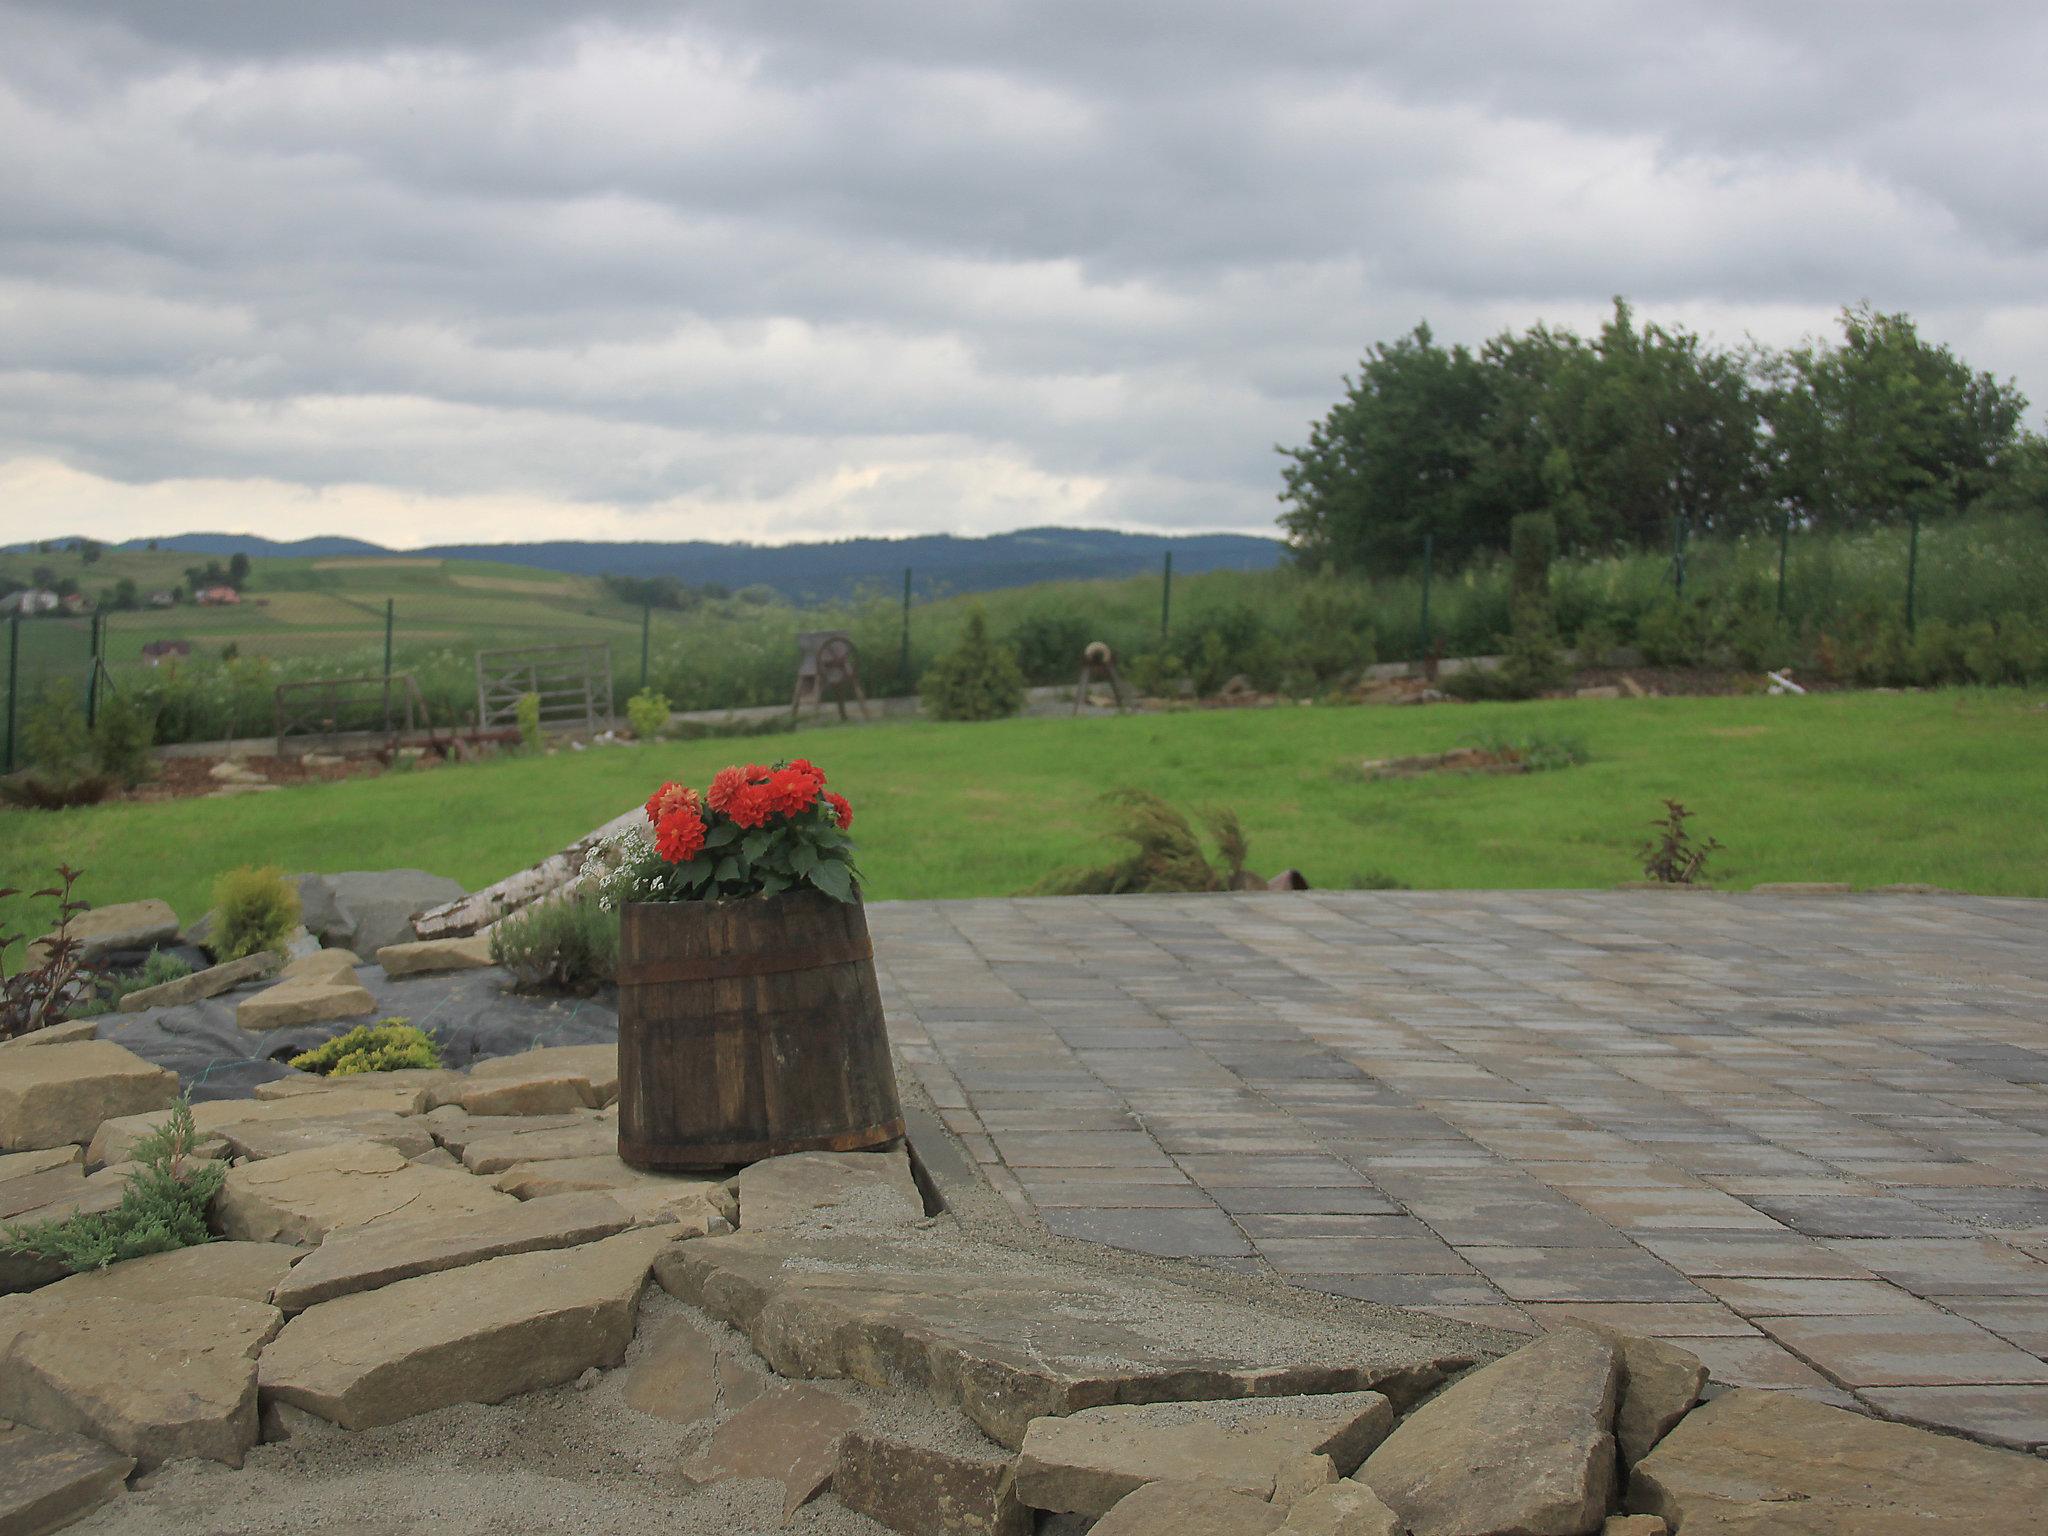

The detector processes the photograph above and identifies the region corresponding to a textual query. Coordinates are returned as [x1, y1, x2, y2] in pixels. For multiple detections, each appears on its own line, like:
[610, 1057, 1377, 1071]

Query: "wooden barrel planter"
[615, 891, 906, 1171]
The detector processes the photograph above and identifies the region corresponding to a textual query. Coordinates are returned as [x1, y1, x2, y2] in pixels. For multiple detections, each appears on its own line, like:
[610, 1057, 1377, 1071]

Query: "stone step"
[654, 1221, 1475, 1449]
[0, 1041, 179, 1154]
[257, 1227, 674, 1429]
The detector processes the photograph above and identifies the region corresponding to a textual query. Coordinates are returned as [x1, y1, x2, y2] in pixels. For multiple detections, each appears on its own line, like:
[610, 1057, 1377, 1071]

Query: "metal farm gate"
[474, 642, 613, 738]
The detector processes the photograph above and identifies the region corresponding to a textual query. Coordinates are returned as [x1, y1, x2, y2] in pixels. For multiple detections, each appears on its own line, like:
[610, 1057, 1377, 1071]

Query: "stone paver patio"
[871, 890, 2048, 1451]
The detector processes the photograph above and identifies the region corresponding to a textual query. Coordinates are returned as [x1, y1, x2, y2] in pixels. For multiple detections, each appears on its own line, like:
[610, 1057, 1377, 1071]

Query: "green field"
[3, 690, 2043, 935]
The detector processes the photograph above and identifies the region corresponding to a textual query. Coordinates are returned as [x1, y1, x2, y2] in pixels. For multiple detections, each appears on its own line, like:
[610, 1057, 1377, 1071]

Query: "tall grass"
[99, 512, 2048, 743]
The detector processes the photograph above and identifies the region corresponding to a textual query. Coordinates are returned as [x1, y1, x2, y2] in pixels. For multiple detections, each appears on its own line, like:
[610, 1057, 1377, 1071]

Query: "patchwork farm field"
[4, 689, 2045, 931]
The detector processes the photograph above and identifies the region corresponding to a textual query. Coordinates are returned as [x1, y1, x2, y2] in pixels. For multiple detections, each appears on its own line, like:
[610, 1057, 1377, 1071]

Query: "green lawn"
[4, 690, 2045, 933]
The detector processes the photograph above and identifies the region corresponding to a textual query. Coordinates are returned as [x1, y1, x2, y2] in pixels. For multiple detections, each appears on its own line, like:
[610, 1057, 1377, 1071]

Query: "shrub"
[1497, 512, 1567, 696]
[625, 688, 672, 741]
[22, 681, 90, 778]
[0, 865, 101, 1039]
[210, 865, 300, 962]
[290, 1019, 441, 1076]
[1124, 649, 1188, 700]
[516, 691, 544, 751]
[91, 690, 157, 787]
[1, 1099, 225, 1271]
[490, 895, 619, 993]
[88, 948, 194, 1014]
[921, 608, 1026, 721]
[1640, 799, 1722, 885]
[1030, 790, 1251, 895]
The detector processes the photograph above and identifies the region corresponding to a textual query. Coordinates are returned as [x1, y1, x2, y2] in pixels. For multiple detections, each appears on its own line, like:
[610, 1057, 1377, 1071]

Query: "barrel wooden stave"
[616, 892, 905, 1171]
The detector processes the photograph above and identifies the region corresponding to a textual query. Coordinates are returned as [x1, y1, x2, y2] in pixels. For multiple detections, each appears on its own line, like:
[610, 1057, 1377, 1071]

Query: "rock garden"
[5, 766, 2048, 1534]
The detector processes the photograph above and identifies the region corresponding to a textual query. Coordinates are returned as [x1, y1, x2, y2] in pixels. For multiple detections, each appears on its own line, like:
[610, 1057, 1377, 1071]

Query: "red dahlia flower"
[645, 780, 700, 827]
[654, 805, 707, 863]
[823, 791, 853, 830]
[706, 765, 749, 813]
[766, 763, 823, 816]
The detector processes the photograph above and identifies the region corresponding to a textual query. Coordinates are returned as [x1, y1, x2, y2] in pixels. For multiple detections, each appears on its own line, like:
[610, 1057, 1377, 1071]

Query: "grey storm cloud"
[1, 0, 2045, 544]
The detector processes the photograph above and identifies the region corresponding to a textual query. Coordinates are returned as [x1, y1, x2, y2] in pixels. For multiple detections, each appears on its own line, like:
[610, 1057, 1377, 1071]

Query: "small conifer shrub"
[289, 1019, 442, 1076]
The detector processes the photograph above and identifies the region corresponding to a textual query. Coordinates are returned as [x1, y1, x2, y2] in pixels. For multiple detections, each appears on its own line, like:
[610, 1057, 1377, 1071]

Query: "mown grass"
[4, 690, 2045, 932]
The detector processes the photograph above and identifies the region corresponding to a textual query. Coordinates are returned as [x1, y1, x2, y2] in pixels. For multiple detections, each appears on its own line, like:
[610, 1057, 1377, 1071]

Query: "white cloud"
[0, 0, 2043, 548]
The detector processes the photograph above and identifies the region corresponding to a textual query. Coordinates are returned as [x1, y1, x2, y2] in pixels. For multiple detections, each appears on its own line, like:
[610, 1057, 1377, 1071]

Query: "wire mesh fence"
[6, 512, 2046, 766]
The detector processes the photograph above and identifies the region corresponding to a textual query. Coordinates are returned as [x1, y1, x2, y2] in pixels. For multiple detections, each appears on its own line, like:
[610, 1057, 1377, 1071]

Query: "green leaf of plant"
[789, 842, 818, 877]
[742, 830, 773, 864]
[701, 822, 741, 850]
[807, 858, 854, 903]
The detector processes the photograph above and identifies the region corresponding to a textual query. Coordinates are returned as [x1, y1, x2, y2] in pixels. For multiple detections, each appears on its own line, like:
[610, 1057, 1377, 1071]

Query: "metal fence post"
[3, 615, 17, 773]
[1671, 514, 1687, 597]
[1160, 550, 1173, 640]
[640, 603, 652, 693]
[899, 567, 912, 689]
[87, 610, 103, 729]
[1905, 509, 1921, 633]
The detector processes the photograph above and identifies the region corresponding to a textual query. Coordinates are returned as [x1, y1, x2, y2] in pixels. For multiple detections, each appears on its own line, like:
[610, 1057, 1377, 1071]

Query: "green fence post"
[86, 610, 103, 729]
[3, 616, 17, 773]
[1905, 509, 1921, 633]
[900, 567, 912, 690]
[1418, 530, 1434, 664]
[640, 603, 652, 693]
[1160, 550, 1173, 640]
[1671, 514, 1687, 597]
[1777, 511, 1790, 621]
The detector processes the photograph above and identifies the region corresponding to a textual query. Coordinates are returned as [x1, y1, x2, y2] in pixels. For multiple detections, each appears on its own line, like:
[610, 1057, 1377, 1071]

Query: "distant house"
[0, 589, 60, 615]
[141, 639, 193, 667]
[195, 586, 241, 606]
[59, 592, 91, 614]
[147, 590, 176, 607]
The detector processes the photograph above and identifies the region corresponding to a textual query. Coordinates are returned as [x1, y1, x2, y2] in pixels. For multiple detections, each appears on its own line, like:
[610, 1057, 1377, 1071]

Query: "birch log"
[410, 806, 644, 940]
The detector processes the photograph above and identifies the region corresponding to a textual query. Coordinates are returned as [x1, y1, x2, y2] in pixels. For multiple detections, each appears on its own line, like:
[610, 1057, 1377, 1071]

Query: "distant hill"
[58, 526, 1285, 601]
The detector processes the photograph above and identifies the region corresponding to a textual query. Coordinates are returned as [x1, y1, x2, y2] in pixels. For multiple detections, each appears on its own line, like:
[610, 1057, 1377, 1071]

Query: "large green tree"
[1276, 325, 1496, 570]
[1763, 304, 2029, 528]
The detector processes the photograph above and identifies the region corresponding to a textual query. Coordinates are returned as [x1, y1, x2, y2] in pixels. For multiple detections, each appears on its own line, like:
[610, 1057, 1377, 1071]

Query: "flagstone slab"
[0, 1422, 133, 1536]
[1355, 1327, 1621, 1536]
[217, 1112, 437, 1163]
[269, 1192, 634, 1312]
[467, 1044, 618, 1105]
[212, 1140, 516, 1245]
[87, 1087, 432, 1169]
[1281, 1483, 1404, 1536]
[678, 1382, 863, 1518]
[422, 1108, 599, 1158]
[456, 1119, 618, 1175]
[0, 1295, 281, 1470]
[490, 1155, 732, 1233]
[731, 1148, 926, 1232]
[375, 936, 494, 978]
[1017, 1391, 1393, 1514]
[117, 951, 279, 1013]
[257, 1228, 672, 1429]
[27, 900, 178, 966]
[0, 1042, 178, 1153]
[835, 1423, 1033, 1536]
[654, 1224, 1476, 1449]
[0, 1146, 81, 1185]
[0, 1020, 98, 1051]
[0, 1242, 300, 1359]
[235, 979, 377, 1032]
[1090, 1481, 1286, 1536]
[1628, 1387, 2048, 1533]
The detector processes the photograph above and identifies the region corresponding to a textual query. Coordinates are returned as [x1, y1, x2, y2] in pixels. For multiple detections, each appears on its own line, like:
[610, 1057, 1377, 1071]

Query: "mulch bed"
[124, 754, 387, 804]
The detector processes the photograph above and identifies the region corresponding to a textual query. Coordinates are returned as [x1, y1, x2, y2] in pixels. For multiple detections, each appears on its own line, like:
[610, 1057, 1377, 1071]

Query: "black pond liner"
[95, 965, 619, 1103]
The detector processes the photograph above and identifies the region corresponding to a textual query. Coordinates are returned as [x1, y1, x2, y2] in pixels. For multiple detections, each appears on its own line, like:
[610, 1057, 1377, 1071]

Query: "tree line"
[1278, 300, 2048, 572]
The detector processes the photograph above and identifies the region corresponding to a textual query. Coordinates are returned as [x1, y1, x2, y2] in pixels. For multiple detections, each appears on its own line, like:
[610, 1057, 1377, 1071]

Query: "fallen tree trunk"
[411, 806, 643, 940]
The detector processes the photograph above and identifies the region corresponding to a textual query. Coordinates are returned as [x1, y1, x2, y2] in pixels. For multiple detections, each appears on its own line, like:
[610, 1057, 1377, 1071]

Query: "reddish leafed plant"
[1, 866, 102, 1039]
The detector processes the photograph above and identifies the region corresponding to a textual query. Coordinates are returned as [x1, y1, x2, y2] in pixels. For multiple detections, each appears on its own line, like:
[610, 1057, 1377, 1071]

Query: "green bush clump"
[516, 691, 544, 751]
[921, 608, 1026, 722]
[210, 865, 300, 961]
[1, 1100, 224, 1272]
[290, 1019, 441, 1077]
[625, 688, 672, 741]
[91, 690, 157, 787]
[490, 896, 619, 993]
[86, 948, 194, 1014]
[1030, 790, 1251, 895]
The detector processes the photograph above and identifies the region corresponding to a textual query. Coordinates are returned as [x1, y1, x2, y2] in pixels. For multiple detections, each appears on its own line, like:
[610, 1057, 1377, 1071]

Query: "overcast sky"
[2, 2, 2044, 549]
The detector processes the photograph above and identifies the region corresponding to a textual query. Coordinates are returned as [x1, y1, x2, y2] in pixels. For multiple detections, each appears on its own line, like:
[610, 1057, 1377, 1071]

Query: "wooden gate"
[475, 642, 614, 737]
